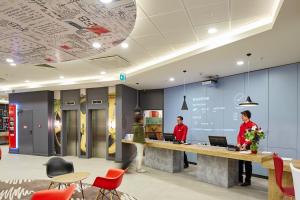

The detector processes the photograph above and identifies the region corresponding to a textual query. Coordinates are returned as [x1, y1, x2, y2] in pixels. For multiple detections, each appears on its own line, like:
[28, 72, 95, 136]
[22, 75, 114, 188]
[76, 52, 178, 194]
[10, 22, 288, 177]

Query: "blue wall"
[164, 63, 300, 176]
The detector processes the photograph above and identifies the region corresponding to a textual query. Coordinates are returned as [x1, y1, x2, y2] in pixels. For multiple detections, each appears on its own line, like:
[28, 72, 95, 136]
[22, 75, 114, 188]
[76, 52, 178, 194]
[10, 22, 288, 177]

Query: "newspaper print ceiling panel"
[0, 0, 136, 64]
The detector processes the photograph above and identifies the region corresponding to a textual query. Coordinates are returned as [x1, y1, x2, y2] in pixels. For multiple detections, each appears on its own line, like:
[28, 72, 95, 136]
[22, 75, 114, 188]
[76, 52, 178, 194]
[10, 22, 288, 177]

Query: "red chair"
[92, 168, 125, 200]
[31, 184, 75, 200]
[273, 154, 295, 199]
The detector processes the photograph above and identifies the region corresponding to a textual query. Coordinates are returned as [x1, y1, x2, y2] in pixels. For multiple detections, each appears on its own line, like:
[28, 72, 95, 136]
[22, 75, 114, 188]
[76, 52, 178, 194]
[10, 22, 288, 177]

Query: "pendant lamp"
[134, 82, 142, 113]
[239, 53, 259, 107]
[181, 70, 188, 110]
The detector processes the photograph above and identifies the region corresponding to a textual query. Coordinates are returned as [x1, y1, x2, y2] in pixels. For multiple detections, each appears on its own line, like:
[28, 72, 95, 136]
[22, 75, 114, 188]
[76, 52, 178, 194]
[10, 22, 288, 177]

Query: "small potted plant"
[245, 126, 265, 154]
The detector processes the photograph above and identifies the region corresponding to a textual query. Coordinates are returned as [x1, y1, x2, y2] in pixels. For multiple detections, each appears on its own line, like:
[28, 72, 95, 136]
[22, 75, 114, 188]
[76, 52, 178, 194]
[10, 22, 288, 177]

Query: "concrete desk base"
[144, 147, 184, 173]
[197, 154, 239, 188]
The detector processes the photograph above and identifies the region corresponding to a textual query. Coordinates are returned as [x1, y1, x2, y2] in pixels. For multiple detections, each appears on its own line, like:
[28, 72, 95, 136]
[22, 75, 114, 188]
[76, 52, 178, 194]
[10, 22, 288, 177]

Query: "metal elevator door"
[19, 110, 33, 154]
[91, 110, 106, 158]
[65, 110, 78, 156]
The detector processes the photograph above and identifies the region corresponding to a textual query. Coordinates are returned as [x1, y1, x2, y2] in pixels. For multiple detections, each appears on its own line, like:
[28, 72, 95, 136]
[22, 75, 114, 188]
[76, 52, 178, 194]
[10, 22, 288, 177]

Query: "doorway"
[18, 110, 33, 154]
[63, 110, 78, 156]
[90, 109, 106, 158]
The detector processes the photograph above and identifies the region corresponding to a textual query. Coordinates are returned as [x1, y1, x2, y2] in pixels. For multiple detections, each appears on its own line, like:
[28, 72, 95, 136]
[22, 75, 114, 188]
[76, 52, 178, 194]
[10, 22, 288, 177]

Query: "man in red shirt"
[237, 110, 257, 186]
[173, 116, 189, 168]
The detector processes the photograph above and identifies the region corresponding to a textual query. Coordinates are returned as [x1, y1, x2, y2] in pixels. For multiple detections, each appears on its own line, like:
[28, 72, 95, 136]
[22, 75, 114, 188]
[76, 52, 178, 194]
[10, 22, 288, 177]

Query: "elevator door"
[91, 110, 106, 158]
[65, 110, 78, 156]
[19, 110, 33, 154]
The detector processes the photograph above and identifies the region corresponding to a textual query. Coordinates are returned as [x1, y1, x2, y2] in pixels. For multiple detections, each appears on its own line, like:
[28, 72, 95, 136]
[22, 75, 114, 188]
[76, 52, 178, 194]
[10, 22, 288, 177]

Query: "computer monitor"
[208, 136, 228, 147]
[163, 133, 175, 141]
[148, 132, 158, 140]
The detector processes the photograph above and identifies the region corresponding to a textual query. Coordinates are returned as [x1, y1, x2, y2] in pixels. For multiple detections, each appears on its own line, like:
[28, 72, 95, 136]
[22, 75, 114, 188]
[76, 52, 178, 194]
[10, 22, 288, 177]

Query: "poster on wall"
[53, 91, 62, 155]
[144, 110, 163, 140]
[80, 89, 87, 156]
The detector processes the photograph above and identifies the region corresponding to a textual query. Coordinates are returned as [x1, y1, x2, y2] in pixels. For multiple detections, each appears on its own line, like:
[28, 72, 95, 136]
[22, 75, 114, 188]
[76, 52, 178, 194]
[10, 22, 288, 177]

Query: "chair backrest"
[106, 168, 125, 188]
[46, 157, 74, 178]
[290, 163, 300, 200]
[273, 154, 284, 192]
[31, 184, 75, 200]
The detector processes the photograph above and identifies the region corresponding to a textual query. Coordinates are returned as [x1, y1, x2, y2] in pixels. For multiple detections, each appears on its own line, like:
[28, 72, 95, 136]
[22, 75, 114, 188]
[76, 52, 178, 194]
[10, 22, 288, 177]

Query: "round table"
[49, 172, 90, 199]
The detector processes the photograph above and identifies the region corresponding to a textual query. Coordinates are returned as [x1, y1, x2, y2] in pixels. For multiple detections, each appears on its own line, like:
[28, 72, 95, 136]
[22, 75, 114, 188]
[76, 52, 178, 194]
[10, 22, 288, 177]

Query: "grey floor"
[0, 145, 268, 200]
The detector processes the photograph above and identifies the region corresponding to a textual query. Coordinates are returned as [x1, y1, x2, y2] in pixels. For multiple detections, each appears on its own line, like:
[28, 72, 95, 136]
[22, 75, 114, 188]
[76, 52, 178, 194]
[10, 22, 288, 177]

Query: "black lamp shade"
[239, 96, 259, 107]
[181, 96, 188, 110]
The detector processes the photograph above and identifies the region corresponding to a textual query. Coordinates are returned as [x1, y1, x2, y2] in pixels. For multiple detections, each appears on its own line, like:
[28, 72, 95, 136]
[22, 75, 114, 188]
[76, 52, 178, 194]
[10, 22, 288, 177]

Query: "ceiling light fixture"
[181, 70, 188, 110]
[100, 0, 112, 4]
[6, 58, 14, 63]
[237, 61, 244, 66]
[239, 53, 259, 107]
[169, 77, 175, 82]
[100, 71, 106, 75]
[59, 76, 64, 79]
[121, 42, 129, 49]
[92, 42, 102, 49]
[24, 80, 30, 83]
[134, 82, 142, 114]
[9, 63, 16, 66]
[208, 28, 218, 34]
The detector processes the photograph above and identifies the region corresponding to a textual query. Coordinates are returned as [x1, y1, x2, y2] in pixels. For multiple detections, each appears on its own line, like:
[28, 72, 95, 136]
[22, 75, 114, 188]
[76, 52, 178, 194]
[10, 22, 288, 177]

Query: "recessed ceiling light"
[59, 76, 64, 79]
[121, 42, 129, 49]
[24, 80, 30, 83]
[92, 42, 102, 49]
[100, 0, 112, 4]
[100, 71, 106, 75]
[6, 58, 14, 63]
[10, 63, 16, 66]
[236, 60, 244, 66]
[208, 28, 218, 34]
[169, 77, 175, 82]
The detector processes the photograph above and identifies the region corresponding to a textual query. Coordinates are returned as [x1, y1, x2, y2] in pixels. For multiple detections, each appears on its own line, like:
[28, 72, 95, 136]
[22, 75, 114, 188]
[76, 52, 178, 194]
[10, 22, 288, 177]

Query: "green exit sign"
[120, 73, 126, 81]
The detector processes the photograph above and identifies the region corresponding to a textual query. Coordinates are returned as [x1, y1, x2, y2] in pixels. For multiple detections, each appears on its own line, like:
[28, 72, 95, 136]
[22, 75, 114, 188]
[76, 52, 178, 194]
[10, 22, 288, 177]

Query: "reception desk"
[122, 139, 272, 187]
[122, 139, 300, 200]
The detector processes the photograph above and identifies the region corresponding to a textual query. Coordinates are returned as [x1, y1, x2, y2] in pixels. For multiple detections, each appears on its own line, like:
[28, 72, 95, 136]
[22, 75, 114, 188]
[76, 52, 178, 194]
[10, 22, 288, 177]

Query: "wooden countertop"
[262, 159, 300, 172]
[122, 139, 272, 163]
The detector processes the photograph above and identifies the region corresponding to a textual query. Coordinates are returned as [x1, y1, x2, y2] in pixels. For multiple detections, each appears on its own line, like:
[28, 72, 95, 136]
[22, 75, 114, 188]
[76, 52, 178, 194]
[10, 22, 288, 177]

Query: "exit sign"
[120, 73, 126, 81]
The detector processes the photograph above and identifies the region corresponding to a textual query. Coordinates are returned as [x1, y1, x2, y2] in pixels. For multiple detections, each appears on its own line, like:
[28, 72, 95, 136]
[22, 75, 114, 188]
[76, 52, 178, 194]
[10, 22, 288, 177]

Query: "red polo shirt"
[173, 123, 188, 141]
[237, 120, 257, 145]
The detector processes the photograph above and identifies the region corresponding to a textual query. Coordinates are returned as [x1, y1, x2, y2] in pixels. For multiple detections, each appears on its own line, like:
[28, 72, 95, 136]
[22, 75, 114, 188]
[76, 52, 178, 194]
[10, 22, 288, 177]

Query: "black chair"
[45, 157, 74, 178]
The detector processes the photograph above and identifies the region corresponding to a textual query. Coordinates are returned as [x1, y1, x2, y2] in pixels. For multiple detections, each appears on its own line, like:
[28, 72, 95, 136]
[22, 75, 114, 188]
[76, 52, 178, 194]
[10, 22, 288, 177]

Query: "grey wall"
[9, 91, 54, 156]
[140, 89, 164, 110]
[115, 84, 137, 162]
[164, 63, 300, 176]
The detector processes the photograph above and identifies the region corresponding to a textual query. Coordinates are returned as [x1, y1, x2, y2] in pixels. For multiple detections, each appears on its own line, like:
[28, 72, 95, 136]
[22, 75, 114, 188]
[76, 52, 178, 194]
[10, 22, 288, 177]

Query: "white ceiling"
[0, 0, 288, 95]
[126, 0, 300, 89]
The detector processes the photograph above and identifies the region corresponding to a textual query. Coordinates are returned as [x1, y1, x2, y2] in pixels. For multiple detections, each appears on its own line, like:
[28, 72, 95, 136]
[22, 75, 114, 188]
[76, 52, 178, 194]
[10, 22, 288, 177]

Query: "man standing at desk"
[237, 110, 257, 186]
[173, 116, 189, 168]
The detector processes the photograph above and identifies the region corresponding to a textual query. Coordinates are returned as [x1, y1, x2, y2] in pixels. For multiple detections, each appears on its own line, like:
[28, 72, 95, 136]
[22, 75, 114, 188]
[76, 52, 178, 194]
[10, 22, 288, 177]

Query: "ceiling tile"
[150, 11, 193, 33]
[194, 21, 230, 40]
[183, 0, 228, 9]
[187, 2, 229, 27]
[162, 30, 197, 44]
[231, 0, 275, 21]
[133, 34, 172, 51]
[130, 18, 160, 38]
[137, 0, 184, 17]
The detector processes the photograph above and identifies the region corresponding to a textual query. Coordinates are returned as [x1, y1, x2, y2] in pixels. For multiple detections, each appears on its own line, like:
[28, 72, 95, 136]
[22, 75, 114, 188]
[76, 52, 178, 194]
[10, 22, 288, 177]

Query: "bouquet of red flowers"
[245, 126, 265, 154]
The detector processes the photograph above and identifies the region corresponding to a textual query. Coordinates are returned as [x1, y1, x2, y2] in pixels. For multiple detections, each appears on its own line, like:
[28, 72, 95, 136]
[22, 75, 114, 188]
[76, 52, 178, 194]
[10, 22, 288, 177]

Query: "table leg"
[58, 183, 61, 190]
[48, 182, 53, 189]
[268, 169, 293, 200]
[80, 180, 85, 199]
